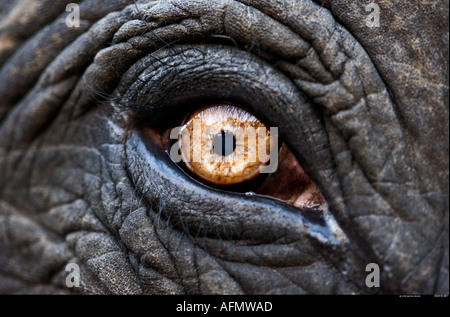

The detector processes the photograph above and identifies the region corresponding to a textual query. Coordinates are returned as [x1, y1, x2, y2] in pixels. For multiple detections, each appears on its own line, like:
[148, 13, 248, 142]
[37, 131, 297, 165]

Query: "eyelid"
[122, 44, 334, 213]
[127, 132, 342, 244]
[116, 44, 349, 250]
[116, 45, 305, 129]
[140, 102, 327, 224]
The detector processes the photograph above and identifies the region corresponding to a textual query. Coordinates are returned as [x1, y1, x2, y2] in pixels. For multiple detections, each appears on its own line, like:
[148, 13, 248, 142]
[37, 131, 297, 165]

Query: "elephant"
[0, 0, 448, 295]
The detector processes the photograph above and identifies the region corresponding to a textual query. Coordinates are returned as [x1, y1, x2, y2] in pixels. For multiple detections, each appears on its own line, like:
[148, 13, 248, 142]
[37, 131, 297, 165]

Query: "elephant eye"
[178, 103, 275, 186]
[140, 101, 327, 214]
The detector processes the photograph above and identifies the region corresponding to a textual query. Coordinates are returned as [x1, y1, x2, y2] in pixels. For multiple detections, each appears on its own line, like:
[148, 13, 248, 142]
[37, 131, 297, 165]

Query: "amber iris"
[179, 104, 273, 185]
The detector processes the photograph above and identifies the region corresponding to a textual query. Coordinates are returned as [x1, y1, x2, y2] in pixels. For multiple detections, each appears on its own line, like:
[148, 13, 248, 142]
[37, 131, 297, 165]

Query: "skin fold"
[0, 0, 448, 294]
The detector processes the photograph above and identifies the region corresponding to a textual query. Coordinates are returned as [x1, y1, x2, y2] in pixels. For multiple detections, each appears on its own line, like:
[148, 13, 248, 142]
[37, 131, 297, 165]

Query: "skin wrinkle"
[123, 140, 194, 294]
[194, 245, 245, 294]
[0, 0, 129, 121]
[152, 221, 186, 293]
[128, 202, 186, 290]
[0, 214, 73, 289]
[125, 131, 359, 293]
[195, 235, 324, 268]
[0, 0, 447, 294]
[0, 0, 390, 292]
[328, 1, 448, 227]
[217, 259, 308, 294]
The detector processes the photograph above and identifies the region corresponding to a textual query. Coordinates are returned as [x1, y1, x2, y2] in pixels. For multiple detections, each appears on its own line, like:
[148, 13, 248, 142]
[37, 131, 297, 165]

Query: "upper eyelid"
[115, 44, 305, 129]
[117, 43, 332, 196]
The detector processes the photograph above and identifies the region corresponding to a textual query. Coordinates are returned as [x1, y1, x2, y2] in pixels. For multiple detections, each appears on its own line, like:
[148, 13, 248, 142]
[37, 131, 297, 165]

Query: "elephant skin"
[0, 0, 448, 294]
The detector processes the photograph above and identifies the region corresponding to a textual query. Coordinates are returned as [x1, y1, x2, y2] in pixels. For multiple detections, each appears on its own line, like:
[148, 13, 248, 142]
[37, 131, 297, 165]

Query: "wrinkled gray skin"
[0, 0, 448, 294]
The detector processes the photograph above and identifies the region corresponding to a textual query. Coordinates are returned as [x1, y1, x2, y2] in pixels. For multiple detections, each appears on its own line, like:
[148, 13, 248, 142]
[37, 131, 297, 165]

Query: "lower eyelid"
[127, 133, 340, 244]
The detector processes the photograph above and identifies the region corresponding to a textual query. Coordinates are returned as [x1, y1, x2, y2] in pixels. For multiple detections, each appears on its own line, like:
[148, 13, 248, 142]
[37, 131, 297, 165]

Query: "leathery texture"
[0, 0, 448, 294]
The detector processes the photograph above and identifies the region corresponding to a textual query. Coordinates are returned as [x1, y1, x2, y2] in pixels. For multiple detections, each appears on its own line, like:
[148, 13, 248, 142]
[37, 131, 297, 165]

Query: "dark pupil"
[213, 130, 236, 156]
